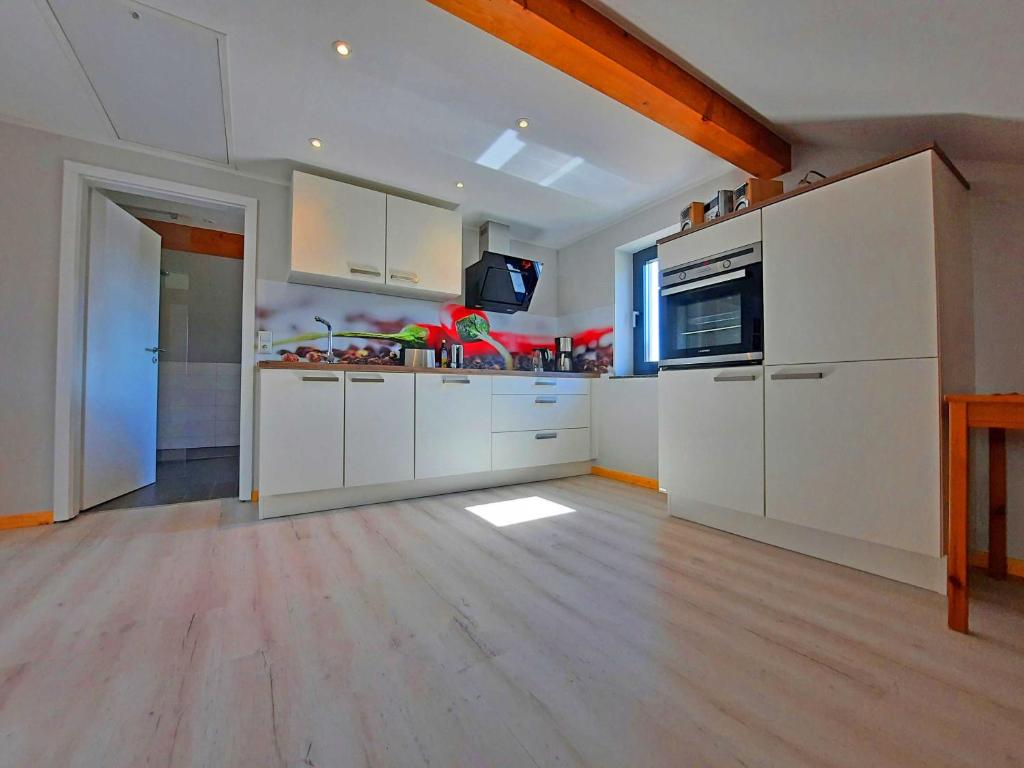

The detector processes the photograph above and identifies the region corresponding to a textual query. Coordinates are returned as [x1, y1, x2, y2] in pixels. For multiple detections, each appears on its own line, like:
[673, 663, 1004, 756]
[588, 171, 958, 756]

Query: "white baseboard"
[258, 462, 593, 519]
[668, 496, 947, 593]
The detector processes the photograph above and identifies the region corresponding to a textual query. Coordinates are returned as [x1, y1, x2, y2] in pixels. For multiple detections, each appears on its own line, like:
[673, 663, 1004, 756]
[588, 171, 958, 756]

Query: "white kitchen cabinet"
[492, 394, 590, 432]
[658, 210, 761, 271]
[764, 357, 941, 556]
[415, 373, 492, 479]
[344, 372, 414, 487]
[492, 428, 591, 471]
[258, 369, 344, 496]
[289, 171, 387, 289]
[762, 152, 939, 365]
[385, 195, 462, 298]
[491, 376, 591, 396]
[658, 366, 765, 518]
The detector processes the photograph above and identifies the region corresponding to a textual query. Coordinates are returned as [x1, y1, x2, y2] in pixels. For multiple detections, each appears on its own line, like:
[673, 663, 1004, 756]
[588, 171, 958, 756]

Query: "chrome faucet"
[313, 315, 336, 363]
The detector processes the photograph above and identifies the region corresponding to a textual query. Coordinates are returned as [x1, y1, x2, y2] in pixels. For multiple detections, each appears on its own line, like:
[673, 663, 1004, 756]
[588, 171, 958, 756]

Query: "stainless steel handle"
[302, 376, 340, 382]
[771, 371, 824, 381]
[535, 432, 558, 440]
[350, 375, 386, 383]
[661, 269, 746, 297]
[389, 270, 420, 284]
[535, 397, 558, 404]
[534, 380, 557, 386]
[348, 263, 382, 277]
[145, 347, 165, 353]
[714, 373, 757, 382]
[442, 376, 471, 384]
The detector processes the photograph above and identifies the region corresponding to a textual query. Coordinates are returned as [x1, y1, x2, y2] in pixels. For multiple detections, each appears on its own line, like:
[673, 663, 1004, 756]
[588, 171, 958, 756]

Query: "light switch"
[257, 330, 273, 353]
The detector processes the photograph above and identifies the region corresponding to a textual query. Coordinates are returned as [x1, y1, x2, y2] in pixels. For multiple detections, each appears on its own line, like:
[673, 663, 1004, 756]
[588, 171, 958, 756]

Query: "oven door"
[659, 263, 763, 366]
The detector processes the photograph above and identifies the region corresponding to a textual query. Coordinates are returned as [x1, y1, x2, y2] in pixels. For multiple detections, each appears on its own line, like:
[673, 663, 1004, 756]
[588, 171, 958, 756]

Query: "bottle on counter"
[439, 339, 449, 368]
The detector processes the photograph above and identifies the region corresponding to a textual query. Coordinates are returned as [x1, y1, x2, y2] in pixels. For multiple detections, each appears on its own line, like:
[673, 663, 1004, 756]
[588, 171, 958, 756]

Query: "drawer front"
[492, 394, 590, 432]
[492, 428, 592, 471]
[491, 376, 591, 396]
[658, 211, 761, 271]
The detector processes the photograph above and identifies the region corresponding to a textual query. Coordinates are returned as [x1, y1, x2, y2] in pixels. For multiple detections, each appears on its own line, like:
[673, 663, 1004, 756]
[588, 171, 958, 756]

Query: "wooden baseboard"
[591, 466, 660, 490]
[969, 549, 1024, 578]
[0, 511, 54, 531]
[251, 489, 259, 503]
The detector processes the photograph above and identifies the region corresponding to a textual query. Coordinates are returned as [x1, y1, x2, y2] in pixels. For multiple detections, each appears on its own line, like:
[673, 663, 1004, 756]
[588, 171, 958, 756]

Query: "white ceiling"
[2, 1, 1021, 248]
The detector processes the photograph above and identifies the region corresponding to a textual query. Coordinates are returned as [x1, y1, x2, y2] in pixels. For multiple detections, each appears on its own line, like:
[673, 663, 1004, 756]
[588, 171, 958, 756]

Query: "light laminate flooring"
[1, 476, 1022, 768]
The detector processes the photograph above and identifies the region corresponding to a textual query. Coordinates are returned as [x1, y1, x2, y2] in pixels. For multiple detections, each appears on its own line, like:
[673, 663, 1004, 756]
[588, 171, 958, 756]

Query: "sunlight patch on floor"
[465, 496, 575, 527]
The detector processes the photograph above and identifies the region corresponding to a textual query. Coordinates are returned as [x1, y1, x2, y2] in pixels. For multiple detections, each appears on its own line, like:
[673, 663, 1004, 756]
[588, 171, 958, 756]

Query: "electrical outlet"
[257, 330, 273, 354]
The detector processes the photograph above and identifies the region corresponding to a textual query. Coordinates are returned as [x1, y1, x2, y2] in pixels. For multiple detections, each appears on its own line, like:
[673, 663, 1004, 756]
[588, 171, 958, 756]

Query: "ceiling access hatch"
[48, 0, 231, 163]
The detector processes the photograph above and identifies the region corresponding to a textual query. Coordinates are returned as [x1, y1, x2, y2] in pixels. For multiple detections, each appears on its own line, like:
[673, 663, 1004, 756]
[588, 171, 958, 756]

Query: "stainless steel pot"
[402, 348, 436, 368]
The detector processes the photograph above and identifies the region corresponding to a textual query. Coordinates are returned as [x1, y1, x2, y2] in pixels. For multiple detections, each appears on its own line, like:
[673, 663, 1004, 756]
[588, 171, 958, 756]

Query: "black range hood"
[465, 251, 542, 314]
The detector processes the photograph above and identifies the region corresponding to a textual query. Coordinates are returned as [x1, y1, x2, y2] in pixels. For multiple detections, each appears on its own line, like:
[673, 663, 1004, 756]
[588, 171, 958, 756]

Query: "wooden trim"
[258, 361, 600, 378]
[425, 0, 790, 178]
[251, 489, 259, 503]
[591, 466, 659, 490]
[139, 218, 244, 260]
[0, 511, 54, 531]
[659, 143, 969, 246]
[970, 550, 1024, 579]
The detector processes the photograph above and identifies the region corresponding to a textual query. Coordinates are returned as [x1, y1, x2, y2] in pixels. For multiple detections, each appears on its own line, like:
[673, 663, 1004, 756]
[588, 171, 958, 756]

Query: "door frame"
[54, 161, 258, 522]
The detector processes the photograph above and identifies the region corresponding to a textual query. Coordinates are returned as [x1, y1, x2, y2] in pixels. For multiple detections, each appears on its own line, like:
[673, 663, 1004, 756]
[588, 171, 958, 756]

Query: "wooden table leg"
[989, 428, 1008, 580]
[948, 401, 969, 633]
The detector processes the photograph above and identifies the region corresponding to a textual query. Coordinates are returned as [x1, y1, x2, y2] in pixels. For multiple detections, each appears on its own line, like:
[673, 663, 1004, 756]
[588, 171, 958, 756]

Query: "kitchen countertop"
[258, 361, 600, 378]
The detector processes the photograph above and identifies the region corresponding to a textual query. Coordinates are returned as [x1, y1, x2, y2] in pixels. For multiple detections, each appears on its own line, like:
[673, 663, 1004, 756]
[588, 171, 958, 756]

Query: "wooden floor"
[1, 476, 1023, 768]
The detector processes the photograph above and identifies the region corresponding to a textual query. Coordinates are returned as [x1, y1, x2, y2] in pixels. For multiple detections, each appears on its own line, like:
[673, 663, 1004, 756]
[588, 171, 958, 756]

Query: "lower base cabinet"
[415, 373, 492, 479]
[492, 428, 591, 471]
[258, 369, 344, 496]
[764, 357, 941, 556]
[658, 367, 765, 517]
[344, 371, 414, 487]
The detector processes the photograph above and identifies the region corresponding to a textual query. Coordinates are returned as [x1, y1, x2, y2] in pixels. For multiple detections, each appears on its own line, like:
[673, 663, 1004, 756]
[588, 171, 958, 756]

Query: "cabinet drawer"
[492, 394, 590, 432]
[492, 428, 591, 471]
[492, 376, 591, 396]
[659, 211, 761, 271]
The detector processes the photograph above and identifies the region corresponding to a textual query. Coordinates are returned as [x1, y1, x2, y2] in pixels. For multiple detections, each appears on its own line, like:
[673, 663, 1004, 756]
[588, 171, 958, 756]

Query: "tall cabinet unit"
[657, 147, 973, 592]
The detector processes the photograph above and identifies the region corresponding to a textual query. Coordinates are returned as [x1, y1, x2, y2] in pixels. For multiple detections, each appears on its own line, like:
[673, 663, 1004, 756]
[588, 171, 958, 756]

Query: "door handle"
[348, 263, 382, 277]
[302, 376, 340, 382]
[145, 347, 165, 353]
[770, 371, 824, 381]
[389, 270, 420, 284]
[441, 376, 471, 384]
[535, 432, 558, 440]
[714, 373, 757, 382]
[534, 397, 558, 404]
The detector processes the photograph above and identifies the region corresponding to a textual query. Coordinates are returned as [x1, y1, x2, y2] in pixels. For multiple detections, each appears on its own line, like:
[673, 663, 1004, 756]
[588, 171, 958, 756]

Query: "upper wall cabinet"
[290, 171, 387, 289]
[289, 171, 462, 299]
[386, 195, 462, 298]
[762, 153, 939, 365]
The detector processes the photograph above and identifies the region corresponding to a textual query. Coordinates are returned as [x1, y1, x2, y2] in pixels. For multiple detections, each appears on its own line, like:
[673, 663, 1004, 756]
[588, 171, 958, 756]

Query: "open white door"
[81, 192, 163, 510]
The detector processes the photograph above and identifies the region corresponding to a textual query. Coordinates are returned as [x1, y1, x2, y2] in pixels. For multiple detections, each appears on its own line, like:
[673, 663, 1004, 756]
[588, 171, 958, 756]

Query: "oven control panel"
[660, 242, 761, 289]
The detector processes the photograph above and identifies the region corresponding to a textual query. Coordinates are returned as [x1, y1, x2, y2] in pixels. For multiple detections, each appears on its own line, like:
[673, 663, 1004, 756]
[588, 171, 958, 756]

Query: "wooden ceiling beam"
[426, 0, 791, 178]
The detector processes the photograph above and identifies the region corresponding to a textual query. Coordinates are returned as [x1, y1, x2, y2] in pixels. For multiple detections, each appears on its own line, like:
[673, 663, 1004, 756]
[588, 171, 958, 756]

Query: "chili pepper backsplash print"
[255, 280, 612, 373]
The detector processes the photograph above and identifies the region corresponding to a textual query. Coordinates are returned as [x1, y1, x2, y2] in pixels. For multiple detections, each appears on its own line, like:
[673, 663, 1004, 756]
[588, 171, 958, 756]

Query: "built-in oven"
[659, 243, 763, 367]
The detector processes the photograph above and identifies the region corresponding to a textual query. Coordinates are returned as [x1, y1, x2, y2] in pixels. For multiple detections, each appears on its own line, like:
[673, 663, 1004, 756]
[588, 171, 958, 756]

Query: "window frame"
[632, 245, 659, 375]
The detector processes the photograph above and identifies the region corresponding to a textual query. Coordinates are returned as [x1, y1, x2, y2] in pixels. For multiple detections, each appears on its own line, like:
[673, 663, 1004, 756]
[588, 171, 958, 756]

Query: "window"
[632, 245, 659, 375]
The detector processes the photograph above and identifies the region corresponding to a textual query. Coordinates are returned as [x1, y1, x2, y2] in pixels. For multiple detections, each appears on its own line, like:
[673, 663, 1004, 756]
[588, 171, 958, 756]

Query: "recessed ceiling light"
[333, 40, 351, 57]
[309, 138, 323, 149]
[517, 118, 530, 129]
[455, 181, 465, 189]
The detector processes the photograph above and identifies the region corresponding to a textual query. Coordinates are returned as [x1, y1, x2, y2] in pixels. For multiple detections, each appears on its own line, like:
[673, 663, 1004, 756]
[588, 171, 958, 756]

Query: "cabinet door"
[658, 211, 761, 271]
[344, 372, 414, 487]
[290, 171, 386, 286]
[657, 367, 764, 517]
[764, 357, 940, 556]
[762, 152, 938, 365]
[385, 195, 462, 297]
[415, 374, 492, 479]
[258, 370, 344, 496]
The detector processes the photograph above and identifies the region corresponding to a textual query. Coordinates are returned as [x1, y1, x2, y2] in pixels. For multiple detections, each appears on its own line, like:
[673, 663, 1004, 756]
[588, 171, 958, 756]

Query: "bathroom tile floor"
[88, 449, 239, 512]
